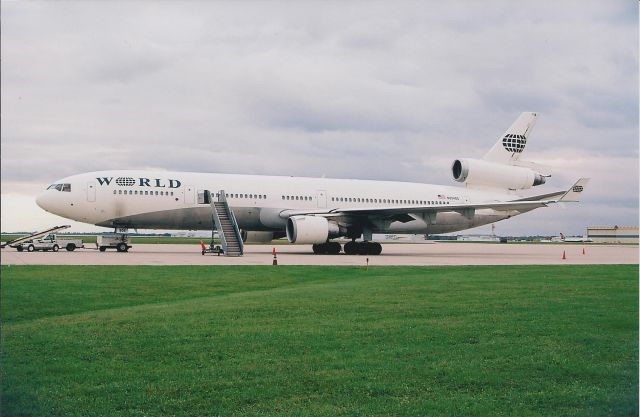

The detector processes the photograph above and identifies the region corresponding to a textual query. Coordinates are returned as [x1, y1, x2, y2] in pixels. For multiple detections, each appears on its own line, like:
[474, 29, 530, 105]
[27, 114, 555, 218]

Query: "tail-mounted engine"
[452, 158, 546, 190]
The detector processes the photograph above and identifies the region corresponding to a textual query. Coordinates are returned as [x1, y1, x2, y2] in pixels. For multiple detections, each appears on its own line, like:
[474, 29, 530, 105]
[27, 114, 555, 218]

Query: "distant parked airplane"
[36, 112, 588, 255]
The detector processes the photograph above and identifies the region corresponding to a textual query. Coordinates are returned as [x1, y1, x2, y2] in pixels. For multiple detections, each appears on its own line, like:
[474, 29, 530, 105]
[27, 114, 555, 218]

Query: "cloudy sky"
[1, 1, 638, 235]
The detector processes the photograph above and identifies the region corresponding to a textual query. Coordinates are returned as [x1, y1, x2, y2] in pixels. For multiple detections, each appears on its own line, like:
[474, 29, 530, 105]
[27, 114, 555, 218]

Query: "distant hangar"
[587, 226, 639, 244]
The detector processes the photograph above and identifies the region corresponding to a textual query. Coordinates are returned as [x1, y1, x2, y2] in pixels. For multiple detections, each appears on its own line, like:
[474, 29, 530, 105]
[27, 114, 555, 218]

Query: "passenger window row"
[281, 195, 313, 201]
[223, 193, 267, 199]
[114, 190, 174, 196]
[330, 197, 450, 205]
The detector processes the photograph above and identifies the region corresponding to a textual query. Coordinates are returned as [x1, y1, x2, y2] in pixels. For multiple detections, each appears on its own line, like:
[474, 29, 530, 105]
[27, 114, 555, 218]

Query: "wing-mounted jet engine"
[452, 111, 550, 190]
[286, 216, 342, 244]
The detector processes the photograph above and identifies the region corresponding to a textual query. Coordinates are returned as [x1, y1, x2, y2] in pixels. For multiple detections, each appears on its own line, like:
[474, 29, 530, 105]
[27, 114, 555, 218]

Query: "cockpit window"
[47, 183, 71, 192]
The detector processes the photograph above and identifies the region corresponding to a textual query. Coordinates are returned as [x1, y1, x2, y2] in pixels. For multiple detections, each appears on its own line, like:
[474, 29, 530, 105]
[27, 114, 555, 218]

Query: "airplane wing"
[279, 178, 589, 223]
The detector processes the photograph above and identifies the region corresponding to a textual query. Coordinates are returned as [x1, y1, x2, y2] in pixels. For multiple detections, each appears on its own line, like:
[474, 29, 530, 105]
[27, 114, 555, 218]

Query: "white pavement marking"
[1, 243, 637, 266]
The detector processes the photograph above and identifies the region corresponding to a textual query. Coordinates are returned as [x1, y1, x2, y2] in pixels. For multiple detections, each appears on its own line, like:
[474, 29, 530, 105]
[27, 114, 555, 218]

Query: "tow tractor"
[2, 225, 84, 252]
[200, 240, 223, 255]
[96, 228, 132, 252]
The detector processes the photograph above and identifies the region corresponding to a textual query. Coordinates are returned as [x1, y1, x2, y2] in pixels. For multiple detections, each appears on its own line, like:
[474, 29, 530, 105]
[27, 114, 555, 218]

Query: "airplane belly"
[232, 207, 262, 229]
[469, 210, 515, 228]
[378, 210, 514, 235]
[97, 207, 214, 229]
[97, 205, 277, 231]
[259, 207, 287, 229]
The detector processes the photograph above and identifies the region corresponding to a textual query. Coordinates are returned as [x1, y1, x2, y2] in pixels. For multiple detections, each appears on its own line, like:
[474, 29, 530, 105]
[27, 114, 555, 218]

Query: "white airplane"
[36, 112, 588, 255]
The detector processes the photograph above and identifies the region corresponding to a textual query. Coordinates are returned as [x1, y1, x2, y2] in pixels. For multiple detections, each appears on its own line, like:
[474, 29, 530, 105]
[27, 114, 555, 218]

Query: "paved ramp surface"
[1, 243, 637, 266]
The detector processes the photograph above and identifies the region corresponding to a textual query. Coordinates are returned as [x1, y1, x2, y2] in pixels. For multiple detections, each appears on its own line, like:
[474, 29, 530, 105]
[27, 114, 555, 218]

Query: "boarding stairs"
[0, 225, 71, 248]
[203, 190, 244, 257]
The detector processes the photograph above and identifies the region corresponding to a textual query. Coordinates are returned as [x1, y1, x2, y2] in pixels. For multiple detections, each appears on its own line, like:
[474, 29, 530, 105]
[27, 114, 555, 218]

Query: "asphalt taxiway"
[1, 242, 637, 266]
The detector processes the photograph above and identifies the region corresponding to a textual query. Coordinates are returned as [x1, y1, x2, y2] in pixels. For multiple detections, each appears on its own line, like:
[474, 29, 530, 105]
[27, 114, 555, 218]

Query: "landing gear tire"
[344, 241, 382, 255]
[369, 242, 382, 255]
[312, 242, 342, 255]
[327, 242, 341, 254]
[344, 241, 358, 255]
[358, 243, 369, 255]
[116, 243, 128, 253]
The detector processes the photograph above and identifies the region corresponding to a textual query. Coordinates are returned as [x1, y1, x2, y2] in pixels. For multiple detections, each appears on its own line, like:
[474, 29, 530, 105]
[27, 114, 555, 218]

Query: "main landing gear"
[311, 240, 383, 255]
[344, 241, 382, 255]
[312, 242, 342, 255]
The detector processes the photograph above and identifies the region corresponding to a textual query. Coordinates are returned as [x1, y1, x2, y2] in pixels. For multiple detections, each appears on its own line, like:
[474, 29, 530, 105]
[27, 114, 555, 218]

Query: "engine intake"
[286, 216, 340, 244]
[452, 158, 546, 189]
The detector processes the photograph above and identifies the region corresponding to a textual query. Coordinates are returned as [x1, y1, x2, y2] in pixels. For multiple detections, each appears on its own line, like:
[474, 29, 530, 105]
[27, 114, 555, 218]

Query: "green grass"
[1, 265, 637, 417]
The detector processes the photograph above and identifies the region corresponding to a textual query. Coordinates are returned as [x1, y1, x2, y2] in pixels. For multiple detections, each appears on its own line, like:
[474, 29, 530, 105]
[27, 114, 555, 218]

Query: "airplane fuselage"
[36, 170, 523, 235]
[34, 113, 587, 253]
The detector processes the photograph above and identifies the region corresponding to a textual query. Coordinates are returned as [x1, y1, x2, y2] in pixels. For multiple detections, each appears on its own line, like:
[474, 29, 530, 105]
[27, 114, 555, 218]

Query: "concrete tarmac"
[1, 242, 637, 266]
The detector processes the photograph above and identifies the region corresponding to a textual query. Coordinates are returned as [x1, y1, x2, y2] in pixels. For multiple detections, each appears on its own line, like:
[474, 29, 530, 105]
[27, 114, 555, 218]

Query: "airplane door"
[316, 190, 327, 208]
[87, 182, 96, 202]
[185, 185, 195, 205]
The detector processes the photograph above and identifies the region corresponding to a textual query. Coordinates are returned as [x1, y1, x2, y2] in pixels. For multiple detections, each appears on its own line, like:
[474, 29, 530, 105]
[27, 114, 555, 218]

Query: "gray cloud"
[1, 0, 637, 234]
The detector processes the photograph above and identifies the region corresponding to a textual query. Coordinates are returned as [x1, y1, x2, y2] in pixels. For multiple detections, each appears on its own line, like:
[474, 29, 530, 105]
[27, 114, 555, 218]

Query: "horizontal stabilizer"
[559, 178, 590, 202]
[514, 190, 566, 202]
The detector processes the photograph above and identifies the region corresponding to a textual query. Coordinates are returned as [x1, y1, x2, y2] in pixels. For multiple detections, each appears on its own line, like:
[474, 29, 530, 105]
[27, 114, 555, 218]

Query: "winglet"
[559, 178, 590, 202]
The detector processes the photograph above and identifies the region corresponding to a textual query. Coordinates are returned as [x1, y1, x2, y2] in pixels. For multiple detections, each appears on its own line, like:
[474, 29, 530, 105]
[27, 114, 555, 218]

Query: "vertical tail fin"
[483, 112, 538, 164]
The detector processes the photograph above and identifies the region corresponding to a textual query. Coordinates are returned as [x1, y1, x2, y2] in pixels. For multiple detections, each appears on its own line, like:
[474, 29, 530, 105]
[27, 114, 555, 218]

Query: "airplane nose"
[36, 192, 49, 211]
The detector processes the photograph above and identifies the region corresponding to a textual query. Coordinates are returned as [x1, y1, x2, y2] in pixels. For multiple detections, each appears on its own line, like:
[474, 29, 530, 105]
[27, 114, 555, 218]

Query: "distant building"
[457, 235, 500, 242]
[587, 226, 639, 244]
[172, 231, 217, 238]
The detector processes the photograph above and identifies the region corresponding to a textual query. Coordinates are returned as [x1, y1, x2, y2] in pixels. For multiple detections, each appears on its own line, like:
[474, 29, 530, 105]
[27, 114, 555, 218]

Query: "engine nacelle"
[286, 216, 340, 244]
[452, 158, 546, 190]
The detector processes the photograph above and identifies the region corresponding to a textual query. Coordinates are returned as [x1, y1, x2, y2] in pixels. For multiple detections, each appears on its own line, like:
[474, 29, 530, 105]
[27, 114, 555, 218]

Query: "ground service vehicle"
[14, 233, 84, 252]
[1, 225, 70, 250]
[96, 233, 131, 252]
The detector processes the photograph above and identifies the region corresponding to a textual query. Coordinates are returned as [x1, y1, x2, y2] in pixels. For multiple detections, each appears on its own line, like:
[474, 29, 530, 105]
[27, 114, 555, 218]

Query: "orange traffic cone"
[562, 250, 566, 260]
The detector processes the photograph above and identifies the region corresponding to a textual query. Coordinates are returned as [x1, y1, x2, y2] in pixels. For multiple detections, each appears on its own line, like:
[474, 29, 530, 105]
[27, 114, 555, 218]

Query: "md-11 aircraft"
[36, 112, 588, 255]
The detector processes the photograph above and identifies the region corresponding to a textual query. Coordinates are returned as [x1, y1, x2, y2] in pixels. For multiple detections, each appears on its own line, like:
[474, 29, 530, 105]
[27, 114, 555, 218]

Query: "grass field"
[1, 265, 637, 416]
